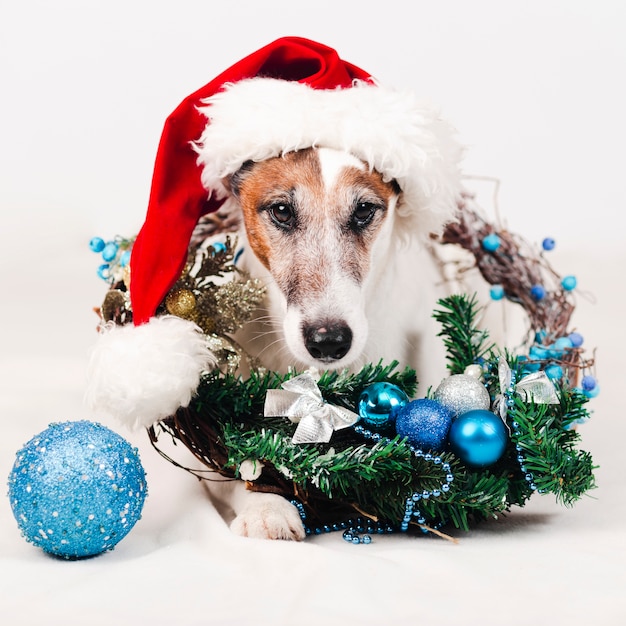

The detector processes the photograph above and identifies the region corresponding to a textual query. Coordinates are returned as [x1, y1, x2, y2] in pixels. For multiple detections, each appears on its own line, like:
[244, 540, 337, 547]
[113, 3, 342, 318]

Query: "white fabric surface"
[2, 2, 625, 624]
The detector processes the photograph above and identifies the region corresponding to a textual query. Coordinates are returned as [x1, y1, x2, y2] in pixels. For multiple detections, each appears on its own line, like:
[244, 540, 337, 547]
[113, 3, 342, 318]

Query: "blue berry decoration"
[542, 237, 556, 251]
[395, 399, 453, 451]
[561, 275, 577, 291]
[530, 284, 546, 301]
[448, 410, 508, 467]
[101, 241, 120, 262]
[568, 332, 584, 347]
[581, 375, 597, 391]
[89, 236, 105, 253]
[7, 421, 147, 559]
[490, 285, 505, 301]
[358, 382, 409, 429]
[482, 233, 501, 252]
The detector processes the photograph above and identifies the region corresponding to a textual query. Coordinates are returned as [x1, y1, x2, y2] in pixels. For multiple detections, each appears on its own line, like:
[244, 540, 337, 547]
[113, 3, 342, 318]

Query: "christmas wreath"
[88, 187, 597, 543]
[85, 37, 597, 544]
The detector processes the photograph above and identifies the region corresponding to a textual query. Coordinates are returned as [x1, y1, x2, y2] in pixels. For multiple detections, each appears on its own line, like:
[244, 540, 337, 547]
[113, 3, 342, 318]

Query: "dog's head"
[228, 147, 401, 369]
[192, 78, 463, 370]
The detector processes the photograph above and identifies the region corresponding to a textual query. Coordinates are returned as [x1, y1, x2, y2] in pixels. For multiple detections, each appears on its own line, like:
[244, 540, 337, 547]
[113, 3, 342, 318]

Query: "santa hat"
[86, 36, 464, 430]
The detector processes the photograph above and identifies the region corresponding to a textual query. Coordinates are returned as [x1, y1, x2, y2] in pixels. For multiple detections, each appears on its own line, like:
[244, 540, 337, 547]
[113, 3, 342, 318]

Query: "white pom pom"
[85, 316, 215, 430]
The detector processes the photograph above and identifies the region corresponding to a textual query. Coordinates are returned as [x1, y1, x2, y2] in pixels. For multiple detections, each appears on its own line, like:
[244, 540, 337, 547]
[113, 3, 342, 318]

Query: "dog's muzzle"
[303, 323, 353, 362]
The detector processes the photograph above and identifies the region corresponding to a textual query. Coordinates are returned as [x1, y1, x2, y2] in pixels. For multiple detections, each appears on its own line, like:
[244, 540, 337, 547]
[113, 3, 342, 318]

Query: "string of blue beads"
[289, 499, 394, 544]
[353, 424, 453, 535]
[501, 365, 543, 494]
[289, 424, 454, 544]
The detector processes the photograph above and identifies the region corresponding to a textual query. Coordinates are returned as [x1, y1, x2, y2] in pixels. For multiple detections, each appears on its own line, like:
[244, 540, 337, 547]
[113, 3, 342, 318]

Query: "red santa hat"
[86, 36, 463, 430]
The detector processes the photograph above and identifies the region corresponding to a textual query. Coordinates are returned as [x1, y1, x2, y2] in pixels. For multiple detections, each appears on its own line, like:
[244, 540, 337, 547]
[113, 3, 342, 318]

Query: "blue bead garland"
[499, 365, 543, 494]
[354, 424, 452, 535]
[290, 423, 455, 543]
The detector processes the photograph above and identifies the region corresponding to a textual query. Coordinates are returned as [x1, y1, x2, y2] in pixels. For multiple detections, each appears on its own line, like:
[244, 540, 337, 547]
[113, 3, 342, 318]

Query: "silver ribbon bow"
[264, 372, 360, 444]
[494, 357, 560, 420]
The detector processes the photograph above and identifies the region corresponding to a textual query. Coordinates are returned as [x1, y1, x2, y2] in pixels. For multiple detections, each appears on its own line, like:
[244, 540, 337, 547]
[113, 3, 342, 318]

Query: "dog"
[204, 146, 455, 540]
[86, 42, 465, 541]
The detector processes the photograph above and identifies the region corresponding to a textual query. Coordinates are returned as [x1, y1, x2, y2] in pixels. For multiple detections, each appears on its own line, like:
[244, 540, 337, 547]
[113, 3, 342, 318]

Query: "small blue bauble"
[561, 275, 577, 291]
[581, 375, 597, 391]
[568, 332, 584, 348]
[395, 399, 453, 451]
[490, 285, 504, 301]
[89, 237, 105, 253]
[529, 345, 549, 360]
[101, 241, 119, 262]
[211, 241, 227, 255]
[448, 410, 508, 467]
[482, 233, 501, 252]
[544, 363, 564, 380]
[583, 384, 600, 399]
[551, 336, 573, 356]
[530, 284, 546, 301]
[7, 421, 147, 559]
[119, 250, 131, 268]
[358, 382, 409, 429]
[542, 237, 556, 251]
[97, 263, 111, 281]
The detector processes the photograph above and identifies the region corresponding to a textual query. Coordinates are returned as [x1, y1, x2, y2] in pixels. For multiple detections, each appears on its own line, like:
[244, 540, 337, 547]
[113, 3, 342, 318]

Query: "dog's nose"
[304, 323, 353, 362]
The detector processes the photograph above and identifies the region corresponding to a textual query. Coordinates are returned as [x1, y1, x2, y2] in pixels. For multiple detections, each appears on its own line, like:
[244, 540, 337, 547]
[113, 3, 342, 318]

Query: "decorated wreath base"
[146, 294, 595, 539]
[91, 191, 597, 541]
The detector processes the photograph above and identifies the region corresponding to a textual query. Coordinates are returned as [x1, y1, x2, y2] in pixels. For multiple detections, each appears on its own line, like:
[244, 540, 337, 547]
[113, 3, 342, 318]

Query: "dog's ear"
[389, 178, 402, 197]
[225, 160, 256, 197]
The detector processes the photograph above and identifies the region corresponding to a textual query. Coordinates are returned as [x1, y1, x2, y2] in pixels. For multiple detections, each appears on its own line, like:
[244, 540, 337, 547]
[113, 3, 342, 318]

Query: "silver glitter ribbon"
[264, 372, 360, 444]
[494, 357, 560, 420]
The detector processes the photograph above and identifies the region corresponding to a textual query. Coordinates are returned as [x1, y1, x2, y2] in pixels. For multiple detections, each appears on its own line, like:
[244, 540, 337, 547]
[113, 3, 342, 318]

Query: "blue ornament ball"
[542, 237, 556, 251]
[448, 410, 508, 467]
[581, 375, 597, 391]
[89, 236, 105, 253]
[358, 382, 409, 429]
[561, 275, 577, 291]
[7, 420, 147, 559]
[101, 241, 119, 262]
[544, 363, 564, 380]
[490, 285, 505, 301]
[395, 399, 453, 451]
[568, 332, 584, 348]
[530, 284, 546, 301]
[482, 233, 501, 252]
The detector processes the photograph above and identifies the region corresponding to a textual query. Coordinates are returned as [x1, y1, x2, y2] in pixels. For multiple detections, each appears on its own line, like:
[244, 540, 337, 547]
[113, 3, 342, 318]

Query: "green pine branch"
[433, 293, 496, 374]
[508, 395, 596, 505]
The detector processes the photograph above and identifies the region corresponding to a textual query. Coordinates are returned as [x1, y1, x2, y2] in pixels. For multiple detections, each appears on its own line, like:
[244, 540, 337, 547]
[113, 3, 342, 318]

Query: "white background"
[1, 2, 625, 625]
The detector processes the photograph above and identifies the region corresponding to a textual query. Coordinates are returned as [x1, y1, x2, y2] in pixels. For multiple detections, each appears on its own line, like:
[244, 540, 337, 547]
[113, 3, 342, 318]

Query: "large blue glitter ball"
[7, 420, 147, 559]
[448, 410, 508, 467]
[395, 399, 453, 451]
[358, 382, 409, 429]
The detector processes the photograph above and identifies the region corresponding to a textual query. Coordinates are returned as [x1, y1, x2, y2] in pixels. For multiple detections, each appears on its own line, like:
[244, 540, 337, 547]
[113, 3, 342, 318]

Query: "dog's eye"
[268, 203, 296, 229]
[350, 202, 378, 229]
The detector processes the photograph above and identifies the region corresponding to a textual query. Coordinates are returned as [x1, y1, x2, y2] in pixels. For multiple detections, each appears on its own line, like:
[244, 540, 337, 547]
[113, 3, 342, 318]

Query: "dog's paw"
[230, 493, 306, 541]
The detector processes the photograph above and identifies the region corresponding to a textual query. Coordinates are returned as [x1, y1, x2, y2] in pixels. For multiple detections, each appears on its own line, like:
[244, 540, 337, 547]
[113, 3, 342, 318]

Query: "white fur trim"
[194, 78, 464, 237]
[85, 316, 215, 430]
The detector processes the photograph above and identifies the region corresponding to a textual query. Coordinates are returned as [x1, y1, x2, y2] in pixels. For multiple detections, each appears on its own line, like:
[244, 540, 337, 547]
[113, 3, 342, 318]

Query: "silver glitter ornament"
[434, 374, 491, 416]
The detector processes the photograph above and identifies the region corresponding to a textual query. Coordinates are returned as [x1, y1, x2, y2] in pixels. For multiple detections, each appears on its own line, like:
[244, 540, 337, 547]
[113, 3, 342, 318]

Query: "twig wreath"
[90, 183, 597, 543]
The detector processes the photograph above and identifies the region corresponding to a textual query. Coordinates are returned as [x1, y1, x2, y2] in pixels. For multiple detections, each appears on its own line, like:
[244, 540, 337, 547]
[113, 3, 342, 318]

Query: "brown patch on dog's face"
[229, 148, 398, 301]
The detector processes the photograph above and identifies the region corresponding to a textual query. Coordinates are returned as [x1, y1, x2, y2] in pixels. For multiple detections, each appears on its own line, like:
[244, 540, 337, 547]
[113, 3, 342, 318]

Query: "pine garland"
[149, 293, 596, 535]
